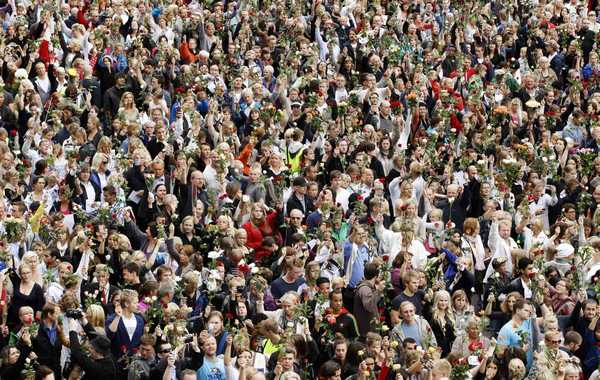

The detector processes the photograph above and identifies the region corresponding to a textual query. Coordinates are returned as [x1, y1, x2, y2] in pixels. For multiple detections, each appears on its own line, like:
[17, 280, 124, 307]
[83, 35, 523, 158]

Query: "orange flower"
[494, 106, 509, 114]
[406, 92, 418, 100]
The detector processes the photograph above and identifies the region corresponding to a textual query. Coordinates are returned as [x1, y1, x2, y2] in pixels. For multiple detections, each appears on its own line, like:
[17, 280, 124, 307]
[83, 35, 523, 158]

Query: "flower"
[144, 297, 151, 303]
[392, 364, 401, 371]
[390, 341, 399, 349]
[381, 325, 389, 332]
[207, 251, 221, 259]
[382, 255, 389, 262]
[151, 296, 158, 302]
[357, 350, 365, 357]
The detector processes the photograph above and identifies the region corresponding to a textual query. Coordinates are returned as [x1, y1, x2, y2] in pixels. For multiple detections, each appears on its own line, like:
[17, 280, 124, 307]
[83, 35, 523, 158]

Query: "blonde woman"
[256, 291, 309, 336]
[428, 290, 456, 356]
[85, 304, 106, 335]
[118, 92, 140, 124]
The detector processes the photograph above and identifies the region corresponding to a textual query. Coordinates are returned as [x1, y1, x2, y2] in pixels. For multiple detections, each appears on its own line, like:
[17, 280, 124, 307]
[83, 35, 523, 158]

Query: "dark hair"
[364, 263, 380, 280]
[512, 299, 531, 315]
[329, 288, 343, 301]
[35, 365, 54, 380]
[318, 361, 341, 379]
[124, 261, 140, 276]
[518, 257, 533, 272]
[564, 331, 582, 346]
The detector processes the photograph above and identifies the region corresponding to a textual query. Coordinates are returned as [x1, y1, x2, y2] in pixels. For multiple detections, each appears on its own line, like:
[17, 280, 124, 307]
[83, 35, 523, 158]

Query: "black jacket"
[286, 193, 315, 217]
[33, 323, 63, 376]
[69, 330, 117, 380]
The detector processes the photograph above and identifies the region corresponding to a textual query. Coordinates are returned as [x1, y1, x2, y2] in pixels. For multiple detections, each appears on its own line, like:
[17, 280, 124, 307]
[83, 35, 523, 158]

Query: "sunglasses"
[160, 348, 172, 354]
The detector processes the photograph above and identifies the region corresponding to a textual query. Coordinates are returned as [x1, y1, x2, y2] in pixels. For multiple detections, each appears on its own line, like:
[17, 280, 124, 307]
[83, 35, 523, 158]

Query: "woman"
[7, 264, 45, 328]
[117, 92, 140, 124]
[474, 357, 501, 380]
[0, 331, 33, 379]
[451, 289, 474, 337]
[428, 290, 456, 356]
[461, 218, 487, 293]
[548, 279, 576, 316]
[85, 303, 107, 335]
[451, 317, 491, 361]
[24, 176, 52, 213]
[242, 203, 282, 264]
[257, 291, 309, 336]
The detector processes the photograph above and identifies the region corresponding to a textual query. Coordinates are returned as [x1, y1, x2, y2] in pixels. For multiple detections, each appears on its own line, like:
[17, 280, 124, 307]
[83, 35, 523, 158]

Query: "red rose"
[356, 195, 364, 201]
[132, 347, 139, 354]
[527, 272, 535, 279]
[23, 315, 33, 324]
[120, 345, 127, 353]
[326, 315, 336, 325]
[468, 341, 483, 352]
[9, 130, 16, 137]
[382, 255, 389, 262]
[225, 312, 234, 319]
[238, 264, 250, 274]
[379, 316, 386, 321]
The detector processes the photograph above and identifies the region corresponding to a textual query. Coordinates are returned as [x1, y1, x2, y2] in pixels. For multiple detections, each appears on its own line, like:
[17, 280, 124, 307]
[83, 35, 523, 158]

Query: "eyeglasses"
[546, 339, 561, 344]
[160, 348, 172, 354]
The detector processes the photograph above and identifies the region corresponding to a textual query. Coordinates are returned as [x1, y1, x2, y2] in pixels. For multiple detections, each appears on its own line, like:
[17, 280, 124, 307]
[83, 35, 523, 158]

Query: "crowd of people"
[0, 0, 599, 378]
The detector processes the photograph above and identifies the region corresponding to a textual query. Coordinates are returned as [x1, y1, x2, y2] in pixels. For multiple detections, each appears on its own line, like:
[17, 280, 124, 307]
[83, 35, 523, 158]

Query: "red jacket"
[242, 211, 282, 263]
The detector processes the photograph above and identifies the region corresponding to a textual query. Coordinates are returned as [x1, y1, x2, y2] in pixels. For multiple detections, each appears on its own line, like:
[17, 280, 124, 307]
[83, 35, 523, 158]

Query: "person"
[0, 0, 599, 378]
[353, 262, 385, 337]
[497, 299, 537, 367]
[390, 301, 437, 350]
[197, 335, 226, 380]
[67, 318, 117, 380]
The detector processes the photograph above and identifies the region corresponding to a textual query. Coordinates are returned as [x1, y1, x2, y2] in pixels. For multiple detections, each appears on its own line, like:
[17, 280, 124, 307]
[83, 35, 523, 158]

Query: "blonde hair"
[432, 290, 454, 326]
[86, 304, 106, 329]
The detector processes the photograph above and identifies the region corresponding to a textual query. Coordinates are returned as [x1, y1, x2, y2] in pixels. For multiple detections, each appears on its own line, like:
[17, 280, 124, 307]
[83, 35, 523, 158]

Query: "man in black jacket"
[33, 304, 63, 377]
[286, 176, 315, 218]
[68, 318, 117, 380]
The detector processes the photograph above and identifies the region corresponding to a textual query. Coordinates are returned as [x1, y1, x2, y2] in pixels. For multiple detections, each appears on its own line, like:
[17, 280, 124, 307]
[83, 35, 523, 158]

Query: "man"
[436, 182, 473, 231]
[390, 270, 426, 324]
[84, 264, 119, 315]
[127, 334, 159, 380]
[283, 209, 305, 243]
[498, 299, 536, 367]
[46, 262, 74, 304]
[569, 292, 598, 364]
[390, 301, 437, 350]
[68, 319, 117, 380]
[122, 262, 142, 293]
[353, 263, 385, 337]
[286, 176, 315, 217]
[484, 214, 520, 281]
[561, 331, 582, 358]
[196, 336, 225, 380]
[506, 258, 537, 300]
[33, 304, 63, 376]
[269, 258, 306, 300]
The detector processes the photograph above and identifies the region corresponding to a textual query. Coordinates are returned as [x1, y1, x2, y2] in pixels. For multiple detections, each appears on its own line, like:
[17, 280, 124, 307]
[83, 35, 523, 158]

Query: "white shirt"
[82, 181, 96, 211]
[122, 314, 137, 341]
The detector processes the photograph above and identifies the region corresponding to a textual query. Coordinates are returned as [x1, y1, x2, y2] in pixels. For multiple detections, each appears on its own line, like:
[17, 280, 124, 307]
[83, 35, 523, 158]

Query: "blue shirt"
[498, 318, 534, 367]
[343, 241, 370, 288]
[43, 324, 57, 346]
[197, 358, 226, 380]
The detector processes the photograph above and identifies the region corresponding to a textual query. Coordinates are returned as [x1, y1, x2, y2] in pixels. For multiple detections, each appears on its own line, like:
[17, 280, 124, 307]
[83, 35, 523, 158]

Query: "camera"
[183, 334, 194, 343]
[236, 286, 245, 294]
[65, 309, 84, 319]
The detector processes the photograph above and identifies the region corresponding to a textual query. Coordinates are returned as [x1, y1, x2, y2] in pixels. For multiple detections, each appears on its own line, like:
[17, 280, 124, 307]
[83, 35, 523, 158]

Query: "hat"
[555, 243, 574, 259]
[291, 101, 303, 108]
[90, 335, 111, 356]
[292, 176, 308, 187]
[492, 256, 508, 270]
